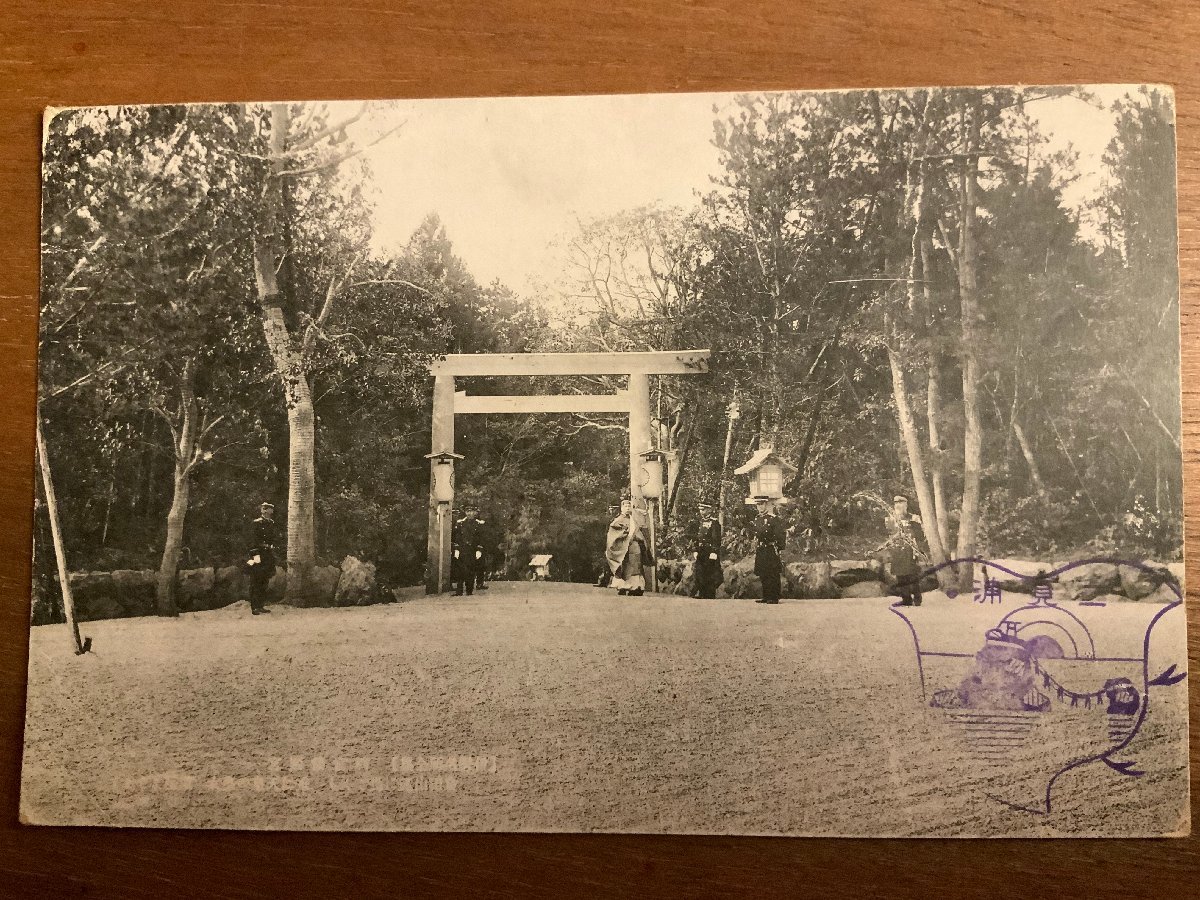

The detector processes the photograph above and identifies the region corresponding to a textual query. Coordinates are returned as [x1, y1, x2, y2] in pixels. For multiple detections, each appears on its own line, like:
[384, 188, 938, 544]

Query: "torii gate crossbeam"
[425, 350, 710, 593]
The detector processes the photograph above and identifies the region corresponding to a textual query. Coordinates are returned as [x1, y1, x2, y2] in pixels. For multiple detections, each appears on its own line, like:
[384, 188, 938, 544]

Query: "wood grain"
[1, 1, 1198, 895]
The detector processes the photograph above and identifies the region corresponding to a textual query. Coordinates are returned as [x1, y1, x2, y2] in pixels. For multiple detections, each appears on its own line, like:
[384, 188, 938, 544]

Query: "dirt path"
[20, 583, 1189, 835]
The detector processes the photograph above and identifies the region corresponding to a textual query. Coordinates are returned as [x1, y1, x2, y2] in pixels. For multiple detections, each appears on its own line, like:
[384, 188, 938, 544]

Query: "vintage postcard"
[23, 85, 1188, 836]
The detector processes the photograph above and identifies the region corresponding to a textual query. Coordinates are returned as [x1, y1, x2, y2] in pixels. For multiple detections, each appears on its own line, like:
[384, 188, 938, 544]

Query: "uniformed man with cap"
[247, 501, 278, 615]
[752, 496, 786, 604]
[690, 500, 723, 598]
[880, 495, 923, 606]
[474, 506, 498, 592]
[452, 500, 486, 596]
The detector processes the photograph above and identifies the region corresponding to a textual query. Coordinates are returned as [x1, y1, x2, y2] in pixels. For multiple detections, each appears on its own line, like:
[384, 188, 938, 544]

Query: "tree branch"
[284, 105, 367, 157]
[279, 121, 405, 178]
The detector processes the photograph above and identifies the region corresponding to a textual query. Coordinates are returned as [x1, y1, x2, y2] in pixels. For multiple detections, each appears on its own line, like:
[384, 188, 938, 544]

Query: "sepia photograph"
[22, 84, 1188, 836]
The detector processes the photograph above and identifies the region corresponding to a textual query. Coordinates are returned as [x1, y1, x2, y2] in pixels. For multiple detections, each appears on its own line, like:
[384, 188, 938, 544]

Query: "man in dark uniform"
[881, 495, 923, 606]
[474, 507, 498, 592]
[247, 501, 278, 615]
[452, 501, 486, 596]
[752, 497, 786, 604]
[690, 500, 723, 598]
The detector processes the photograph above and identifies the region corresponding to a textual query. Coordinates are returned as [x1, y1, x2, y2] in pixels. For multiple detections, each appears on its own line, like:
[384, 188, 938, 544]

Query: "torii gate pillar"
[425, 374, 456, 594]
[627, 372, 652, 501]
[425, 351, 709, 594]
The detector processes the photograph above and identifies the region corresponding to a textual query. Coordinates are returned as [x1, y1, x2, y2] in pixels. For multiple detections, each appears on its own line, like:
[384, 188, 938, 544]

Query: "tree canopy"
[36, 87, 1183, 603]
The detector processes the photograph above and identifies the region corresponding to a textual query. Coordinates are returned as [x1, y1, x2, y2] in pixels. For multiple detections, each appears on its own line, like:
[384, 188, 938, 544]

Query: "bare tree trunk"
[664, 403, 700, 527]
[1123, 372, 1182, 454]
[156, 469, 191, 616]
[1154, 447, 1163, 516]
[919, 236, 952, 556]
[925, 361, 952, 554]
[1012, 416, 1046, 497]
[893, 91, 949, 575]
[953, 101, 985, 592]
[100, 458, 117, 547]
[717, 392, 740, 530]
[251, 101, 318, 599]
[795, 387, 827, 479]
[255, 250, 318, 595]
[886, 327, 950, 570]
[155, 367, 199, 617]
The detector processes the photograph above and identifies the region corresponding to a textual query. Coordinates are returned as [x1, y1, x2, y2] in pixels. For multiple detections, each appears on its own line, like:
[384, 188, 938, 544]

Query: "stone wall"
[655, 556, 886, 599]
[656, 556, 1181, 602]
[31, 556, 389, 624]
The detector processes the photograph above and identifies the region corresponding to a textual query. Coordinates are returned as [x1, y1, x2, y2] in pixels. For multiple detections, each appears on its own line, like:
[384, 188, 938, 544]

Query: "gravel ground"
[20, 582, 1190, 836]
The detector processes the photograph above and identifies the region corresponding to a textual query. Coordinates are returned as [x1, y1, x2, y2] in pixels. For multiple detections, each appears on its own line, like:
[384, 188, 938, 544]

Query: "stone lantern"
[734, 445, 797, 505]
[637, 448, 666, 500]
[425, 450, 464, 504]
[424, 450, 464, 593]
[637, 448, 668, 592]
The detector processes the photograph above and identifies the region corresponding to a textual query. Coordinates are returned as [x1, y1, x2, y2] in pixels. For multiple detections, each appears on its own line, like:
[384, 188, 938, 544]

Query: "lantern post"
[425, 450, 463, 594]
[638, 448, 666, 593]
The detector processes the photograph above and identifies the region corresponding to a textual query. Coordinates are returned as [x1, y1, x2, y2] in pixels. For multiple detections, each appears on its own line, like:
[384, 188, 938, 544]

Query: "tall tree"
[244, 101, 402, 598]
[40, 105, 265, 613]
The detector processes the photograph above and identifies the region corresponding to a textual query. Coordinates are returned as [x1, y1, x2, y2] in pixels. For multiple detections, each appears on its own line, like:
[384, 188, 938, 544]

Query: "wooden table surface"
[1, 2, 1197, 896]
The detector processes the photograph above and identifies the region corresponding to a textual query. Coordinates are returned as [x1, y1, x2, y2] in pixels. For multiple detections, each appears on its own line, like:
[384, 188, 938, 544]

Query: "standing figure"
[452, 501, 486, 596]
[605, 498, 654, 596]
[690, 500, 723, 598]
[594, 504, 620, 587]
[752, 497, 786, 604]
[246, 501, 278, 615]
[882, 495, 924, 607]
[474, 505, 495, 592]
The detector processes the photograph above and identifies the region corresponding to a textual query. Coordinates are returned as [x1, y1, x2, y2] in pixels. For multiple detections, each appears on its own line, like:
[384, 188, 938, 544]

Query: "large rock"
[1119, 563, 1175, 601]
[1057, 562, 1120, 602]
[306, 565, 342, 606]
[830, 561, 882, 588]
[672, 559, 696, 596]
[266, 566, 288, 600]
[670, 558, 731, 597]
[69, 571, 121, 621]
[717, 556, 760, 599]
[1141, 582, 1183, 605]
[657, 559, 685, 585]
[709, 556, 740, 598]
[335, 556, 378, 606]
[786, 561, 838, 598]
[213, 565, 248, 606]
[842, 580, 887, 598]
[177, 567, 217, 611]
[278, 566, 329, 608]
[61, 570, 156, 620]
[995, 577, 1037, 596]
[728, 572, 763, 599]
[112, 569, 157, 607]
[985, 560, 1049, 596]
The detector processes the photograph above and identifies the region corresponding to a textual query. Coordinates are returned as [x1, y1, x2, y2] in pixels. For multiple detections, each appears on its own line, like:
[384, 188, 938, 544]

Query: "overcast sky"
[358, 85, 1144, 292]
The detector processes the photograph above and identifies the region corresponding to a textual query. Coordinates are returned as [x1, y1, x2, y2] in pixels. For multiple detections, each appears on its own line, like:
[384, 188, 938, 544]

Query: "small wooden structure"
[527, 554, 554, 581]
[734, 445, 797, 504]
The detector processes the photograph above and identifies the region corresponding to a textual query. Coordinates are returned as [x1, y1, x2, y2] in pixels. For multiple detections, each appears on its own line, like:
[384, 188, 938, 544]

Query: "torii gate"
[425, 350, 710, 593]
